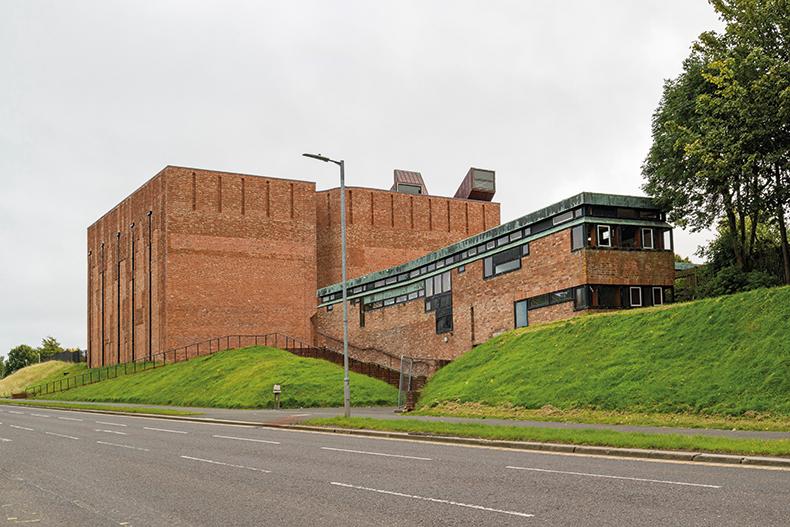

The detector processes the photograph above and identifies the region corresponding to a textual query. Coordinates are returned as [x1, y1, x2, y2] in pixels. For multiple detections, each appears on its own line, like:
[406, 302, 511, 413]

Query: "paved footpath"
[10, 400, 790, 442]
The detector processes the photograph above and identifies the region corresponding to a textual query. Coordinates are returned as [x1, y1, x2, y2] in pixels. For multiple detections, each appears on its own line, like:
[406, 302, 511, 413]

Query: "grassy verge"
[411, 402, 790, 432]
[33, 346, 398, 409]
[0, 400, 202, 416]
[303, 417, 790, 458]
[0, 361, 74, 398]
[418, 287, 790, 417]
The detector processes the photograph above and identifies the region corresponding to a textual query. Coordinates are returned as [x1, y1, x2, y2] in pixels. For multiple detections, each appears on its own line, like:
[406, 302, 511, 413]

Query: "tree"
[5, 345, 37, 376]
[0, 356, 5, 378]
[37, 336, 64, 361]
[642, 0, 790, 284]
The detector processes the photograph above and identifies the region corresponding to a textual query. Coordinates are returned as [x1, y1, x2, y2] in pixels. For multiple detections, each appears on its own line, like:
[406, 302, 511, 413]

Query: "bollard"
[273, 384, 281, 410]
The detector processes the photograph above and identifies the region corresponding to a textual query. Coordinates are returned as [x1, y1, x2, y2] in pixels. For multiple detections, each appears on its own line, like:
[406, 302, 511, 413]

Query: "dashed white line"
[0, 438, 11, 442]
[506, 466, 722, 488]
[8, 411, 24, 415]
[97, 441, 149, 451]
[9, 425, 34, 431]
[58, 417, 83, 422]
[46, 432, 79, 440]
[143, 427, 187, 434]
[322, 447, 432, 461]
[331, 482, 534, 518]
[30, 413, 50, 418]
[95, 429, 128, 435]
[96, 421, 127, 427]
[181, 456, 270, 472]
[212, 435, 280, 444]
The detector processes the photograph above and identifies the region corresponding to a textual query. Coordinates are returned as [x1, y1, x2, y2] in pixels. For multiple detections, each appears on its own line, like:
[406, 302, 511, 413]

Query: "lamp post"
[303, 153, 350, 418]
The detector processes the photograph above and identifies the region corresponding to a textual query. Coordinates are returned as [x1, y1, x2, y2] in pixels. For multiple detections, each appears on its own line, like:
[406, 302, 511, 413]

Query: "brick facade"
[88, 166, 498, 367]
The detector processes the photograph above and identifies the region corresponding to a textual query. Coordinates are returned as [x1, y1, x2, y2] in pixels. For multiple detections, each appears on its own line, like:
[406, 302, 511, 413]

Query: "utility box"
[453, 168, 496, 201]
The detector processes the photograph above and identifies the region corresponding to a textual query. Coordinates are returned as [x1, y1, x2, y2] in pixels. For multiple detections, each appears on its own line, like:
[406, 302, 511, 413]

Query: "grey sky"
[0, 1, 724, 357]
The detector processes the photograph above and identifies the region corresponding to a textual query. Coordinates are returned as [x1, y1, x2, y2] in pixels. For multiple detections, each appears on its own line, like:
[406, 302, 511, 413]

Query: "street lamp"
[303, 153, 351, 418]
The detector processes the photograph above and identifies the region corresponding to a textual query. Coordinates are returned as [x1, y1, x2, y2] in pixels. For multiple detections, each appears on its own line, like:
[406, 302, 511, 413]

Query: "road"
[1, 405, 788, 526]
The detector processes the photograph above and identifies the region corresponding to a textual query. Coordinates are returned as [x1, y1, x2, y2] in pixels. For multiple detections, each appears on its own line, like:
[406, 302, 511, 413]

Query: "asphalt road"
[2, 405, 789, 526]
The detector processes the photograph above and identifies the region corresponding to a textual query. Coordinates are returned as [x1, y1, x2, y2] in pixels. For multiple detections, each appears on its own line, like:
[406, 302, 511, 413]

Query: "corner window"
[629, 287, 642, 307]
[652, 287, 663, 306]
[514, 300, 528, 328]
[571, 225, 585, 250]
[597, 225, 611, 247]
[620, 226, 638, 248]
[642, 228, 654, 249]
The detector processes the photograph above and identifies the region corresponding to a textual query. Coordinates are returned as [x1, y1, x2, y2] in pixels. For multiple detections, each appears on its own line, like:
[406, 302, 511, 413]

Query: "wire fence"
[24, 333, 315, 398]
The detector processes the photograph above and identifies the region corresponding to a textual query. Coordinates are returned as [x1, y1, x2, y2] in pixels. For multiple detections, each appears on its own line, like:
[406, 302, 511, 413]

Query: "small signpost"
[273, 384, 281, 410]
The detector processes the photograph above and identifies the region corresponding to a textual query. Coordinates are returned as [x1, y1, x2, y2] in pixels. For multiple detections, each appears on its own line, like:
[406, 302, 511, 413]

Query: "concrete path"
[14, 400, 790, 442]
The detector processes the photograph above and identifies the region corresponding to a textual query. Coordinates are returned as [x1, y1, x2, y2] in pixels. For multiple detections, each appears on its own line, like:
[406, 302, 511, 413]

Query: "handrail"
[24, 333, 315, 398]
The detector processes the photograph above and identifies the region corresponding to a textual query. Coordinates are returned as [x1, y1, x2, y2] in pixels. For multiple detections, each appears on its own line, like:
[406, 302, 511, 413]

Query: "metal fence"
[24, 333, 315, 398]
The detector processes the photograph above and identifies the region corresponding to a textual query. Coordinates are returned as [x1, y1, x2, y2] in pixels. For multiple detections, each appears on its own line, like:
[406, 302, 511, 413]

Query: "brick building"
[86, 166, 498, 367]
[87, 166, 673, 371]
[315, 192, 675, 362]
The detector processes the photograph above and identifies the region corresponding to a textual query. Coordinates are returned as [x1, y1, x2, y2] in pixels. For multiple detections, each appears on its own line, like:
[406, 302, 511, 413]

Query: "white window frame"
[652, 287, 663, 306]
[642, 228, 654, 249]
[629, 287, 642, 307]
[597, 225, 611, 247]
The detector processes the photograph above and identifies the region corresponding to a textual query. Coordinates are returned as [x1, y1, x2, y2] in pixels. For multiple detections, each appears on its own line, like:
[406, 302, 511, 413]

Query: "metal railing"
[24, 333, 315, 398]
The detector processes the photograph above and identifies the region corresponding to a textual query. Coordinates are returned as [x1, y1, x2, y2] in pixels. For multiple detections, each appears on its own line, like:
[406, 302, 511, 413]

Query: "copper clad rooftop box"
[390, 169, 428, 195]
[454, 168, 496, 201]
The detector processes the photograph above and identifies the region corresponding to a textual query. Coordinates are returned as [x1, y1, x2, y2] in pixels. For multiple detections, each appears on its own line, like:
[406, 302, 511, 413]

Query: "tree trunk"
[778, 205, 790, 285]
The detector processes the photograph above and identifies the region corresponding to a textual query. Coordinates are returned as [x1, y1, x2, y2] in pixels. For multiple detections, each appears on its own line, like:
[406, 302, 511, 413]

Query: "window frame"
[629, 286, 642, 307]
[652, 286, 663, 306]
[597, 225, 612, 247]
[642, 228, 654, 249]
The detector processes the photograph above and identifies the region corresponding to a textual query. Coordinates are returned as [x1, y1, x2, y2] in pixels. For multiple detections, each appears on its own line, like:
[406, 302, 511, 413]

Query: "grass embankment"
[0, 361, 74, 398]
[304, 416, 790, 458]
[33, 346, 398, 409]
[416, 286, 790, 425]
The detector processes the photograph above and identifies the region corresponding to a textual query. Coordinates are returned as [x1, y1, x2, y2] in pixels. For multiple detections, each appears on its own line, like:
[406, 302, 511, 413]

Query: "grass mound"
[418, 286, 790, 417]
[0, 361, 74, 398]
[36, 346, 398, 409]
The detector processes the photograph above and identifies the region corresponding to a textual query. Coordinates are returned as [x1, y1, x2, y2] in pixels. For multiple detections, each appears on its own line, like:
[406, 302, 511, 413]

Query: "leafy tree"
[5, 345, 37, 376]
[642, 0, 790, 283]
[0, 356, 5, 378]
[37, 336, 64, 361]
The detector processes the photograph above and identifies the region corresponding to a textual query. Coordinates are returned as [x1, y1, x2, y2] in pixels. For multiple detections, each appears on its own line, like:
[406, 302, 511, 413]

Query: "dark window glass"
[571, 225, 585, 250]
[515, 300, 528, 328]
[386, 276, 397, 285]
[398, 273, 409, 282]
[574, 208, 584, 218]
[553, 211, 573, 225]
[640, 210, 659, 219]
[652, 287, 663, 305]
[458, 265, 465, 274]
[642, 228, 654, 249]
[375, 279, 385, 288]
[410, 269, 420, 278]
[427, 263, 436, 272]
[620, 225, 638, 248]
[598, 286, 620, 307]
[521, 243, 530, 256]
[630, 287, 642, 307]
[497, 236, 509, 247]
[551, 290, 572, 303]
[529, 294, 550, 309]
[436, 313, 453, 334]
[617, 208, 636, 219]
[327, 304, 333, 312]
[574, 286, 587, 310]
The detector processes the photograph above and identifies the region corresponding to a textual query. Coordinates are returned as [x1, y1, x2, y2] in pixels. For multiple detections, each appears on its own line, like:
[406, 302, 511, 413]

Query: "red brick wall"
[316, 187, 500, 288]
[88, 167, 318, 366]
[584, 248, 675, 286]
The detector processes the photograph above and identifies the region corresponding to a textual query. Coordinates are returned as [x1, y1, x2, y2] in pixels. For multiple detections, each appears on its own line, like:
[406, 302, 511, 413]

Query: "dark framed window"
[620, 225, 638, 248]
[436, 312, 453, 334]
[574, 286, 587, 310]
[514, 300, 528, 328]
[483, 245, 525, 279]
[597, 225, 612, 247]
[629, 287, 642, 307]
[553, 211, 573, 225]
[652, 287, 663, 306]
[457, 264, 465, 274]
[571, 225, 585, 250]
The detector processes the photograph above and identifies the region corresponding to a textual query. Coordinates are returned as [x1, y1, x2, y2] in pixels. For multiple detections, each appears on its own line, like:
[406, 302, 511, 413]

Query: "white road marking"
[331, 482, 534, 518]
[95, 421, 127, 427]
[8, 411, 24, 415]
[10, 425, 34, 431]
[97, 441, 149, 451]
[58, 417, 83, 422]
[506, 466, 722, 488]
[143, 427, 187, 434]
[212, 435, 280, 445]
[322, 447, 432, 461]
[95, 429, 128, 435]
[181, 456, 270, 473]
[30, 413, 50, 418]
[46, 432, 79, 440]
[0, 438, 10, 442]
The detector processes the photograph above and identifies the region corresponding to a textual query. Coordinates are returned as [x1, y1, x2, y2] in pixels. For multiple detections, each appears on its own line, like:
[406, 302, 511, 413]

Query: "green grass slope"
[0, 361, 74, 398]
[37, 346, 398, 409]
[419, 286, 790, 417]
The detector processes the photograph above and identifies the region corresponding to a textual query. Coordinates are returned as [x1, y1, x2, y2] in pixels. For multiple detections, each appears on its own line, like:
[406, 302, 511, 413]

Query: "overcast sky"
[0, 1, 725, 357]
